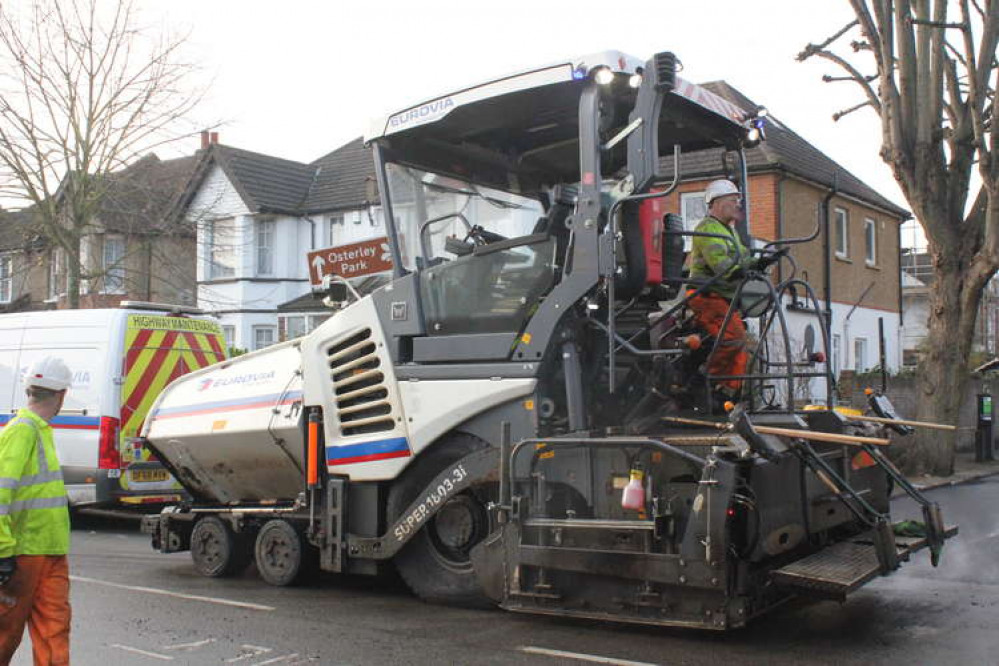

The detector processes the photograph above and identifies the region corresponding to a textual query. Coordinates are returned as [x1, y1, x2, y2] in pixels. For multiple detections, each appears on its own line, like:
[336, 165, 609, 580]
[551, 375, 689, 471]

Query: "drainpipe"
[775, 174, 785, 285]
[822, 174, 839, 355]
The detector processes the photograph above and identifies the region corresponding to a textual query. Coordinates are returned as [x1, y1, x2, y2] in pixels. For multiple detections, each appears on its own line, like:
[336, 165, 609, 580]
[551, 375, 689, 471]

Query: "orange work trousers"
[688, 291, 748, 394]
[0, 555, 71, 666]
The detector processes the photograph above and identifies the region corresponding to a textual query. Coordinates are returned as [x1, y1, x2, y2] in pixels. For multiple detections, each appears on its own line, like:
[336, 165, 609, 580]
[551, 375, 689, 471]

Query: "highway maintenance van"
[0, 302, 226, 506]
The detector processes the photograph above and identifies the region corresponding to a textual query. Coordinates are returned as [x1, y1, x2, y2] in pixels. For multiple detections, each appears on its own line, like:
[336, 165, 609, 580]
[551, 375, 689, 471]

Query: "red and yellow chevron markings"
[120, 316, 226, 444]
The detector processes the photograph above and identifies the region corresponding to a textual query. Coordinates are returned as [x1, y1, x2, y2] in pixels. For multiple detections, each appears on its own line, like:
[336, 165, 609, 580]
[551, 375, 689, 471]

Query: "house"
[178, 83, 909, 392]
[0, 208, 47, 312]
[173, 136, 383, 351]
[1, 151, 200, 312]
[901, 250, 999, 366]
[652, 82, 909, 398]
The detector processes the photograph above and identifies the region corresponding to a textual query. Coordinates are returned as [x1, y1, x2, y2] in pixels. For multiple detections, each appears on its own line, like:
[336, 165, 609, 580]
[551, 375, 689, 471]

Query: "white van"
[0, 302, 227, 506]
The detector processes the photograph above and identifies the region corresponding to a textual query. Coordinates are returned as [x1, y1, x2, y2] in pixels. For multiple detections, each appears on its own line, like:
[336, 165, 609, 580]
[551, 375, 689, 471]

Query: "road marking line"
[254, 654, 301, 665]
[70, 576, 276, 611]
[111, 644, 174, 661]
[518, 646, 660, 666]
[162, 638, 217, 650]
[227, 645, 273, 663]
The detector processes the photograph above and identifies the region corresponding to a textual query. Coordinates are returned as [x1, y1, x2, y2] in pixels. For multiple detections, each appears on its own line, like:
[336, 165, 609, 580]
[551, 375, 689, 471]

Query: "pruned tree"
[799, 1, 999, 475]
[0, 0, 204, 307]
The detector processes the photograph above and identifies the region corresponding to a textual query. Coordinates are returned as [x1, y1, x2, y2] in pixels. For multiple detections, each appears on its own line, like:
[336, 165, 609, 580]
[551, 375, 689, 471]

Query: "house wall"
[1, 248, 48, 311]
[658, 173, 780, 241]
[780, 178, 902, 314]
[191, 166, 389, 350]
[148, 234, 197, 305]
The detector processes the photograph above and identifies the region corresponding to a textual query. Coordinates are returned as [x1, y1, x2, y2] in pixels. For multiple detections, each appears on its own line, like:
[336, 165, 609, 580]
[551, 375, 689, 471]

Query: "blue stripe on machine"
[326, 437, 411, 464]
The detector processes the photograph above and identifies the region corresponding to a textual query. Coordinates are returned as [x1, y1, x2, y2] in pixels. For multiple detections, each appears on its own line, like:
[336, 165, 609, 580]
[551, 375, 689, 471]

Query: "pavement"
[901, 449, 999, 493]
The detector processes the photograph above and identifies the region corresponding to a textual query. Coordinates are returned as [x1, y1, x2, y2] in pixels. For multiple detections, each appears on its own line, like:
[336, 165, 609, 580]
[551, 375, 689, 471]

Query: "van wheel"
[254, 519, 316, 586]
[190, 516, 250, 577]
[386, 434, 495, 607]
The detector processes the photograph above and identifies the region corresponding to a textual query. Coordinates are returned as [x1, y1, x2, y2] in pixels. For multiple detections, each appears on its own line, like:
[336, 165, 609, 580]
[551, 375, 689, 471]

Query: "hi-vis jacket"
[0, 408, 70, 557]
[689, 216, 752, 300]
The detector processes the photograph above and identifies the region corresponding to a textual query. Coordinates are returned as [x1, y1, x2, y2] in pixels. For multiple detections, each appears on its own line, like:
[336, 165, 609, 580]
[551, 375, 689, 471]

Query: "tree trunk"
[910, 263, 981, 475]
[66, 234, 81, 309]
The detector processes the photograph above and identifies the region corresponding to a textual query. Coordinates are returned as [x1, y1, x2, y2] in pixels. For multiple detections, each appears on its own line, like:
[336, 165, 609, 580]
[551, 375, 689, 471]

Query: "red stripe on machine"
[327, 450, 411, 466]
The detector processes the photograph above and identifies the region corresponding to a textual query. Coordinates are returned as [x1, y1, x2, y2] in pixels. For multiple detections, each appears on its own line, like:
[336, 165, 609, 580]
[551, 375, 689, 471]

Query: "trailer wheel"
[386, 434, 495, 607]
[254, 519, 315, 586]
[190, 516, 251, 577]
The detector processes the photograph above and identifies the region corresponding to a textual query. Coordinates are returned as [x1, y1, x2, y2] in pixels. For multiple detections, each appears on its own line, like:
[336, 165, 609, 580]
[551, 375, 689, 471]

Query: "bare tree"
[799, 1, 999, 475]
[0, 0, 203, 307]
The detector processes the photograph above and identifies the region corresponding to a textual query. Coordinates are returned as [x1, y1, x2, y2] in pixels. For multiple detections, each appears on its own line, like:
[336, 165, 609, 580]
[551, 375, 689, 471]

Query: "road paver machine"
[142, 51, 955, 630]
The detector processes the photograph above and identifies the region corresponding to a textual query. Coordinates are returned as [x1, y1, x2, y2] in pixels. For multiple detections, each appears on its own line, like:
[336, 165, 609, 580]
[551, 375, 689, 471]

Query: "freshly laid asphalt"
[9, 470, 999, 666]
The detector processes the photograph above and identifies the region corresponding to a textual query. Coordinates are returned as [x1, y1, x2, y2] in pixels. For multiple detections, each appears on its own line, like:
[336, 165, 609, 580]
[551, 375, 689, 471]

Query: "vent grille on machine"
[327, 328, 394, 437]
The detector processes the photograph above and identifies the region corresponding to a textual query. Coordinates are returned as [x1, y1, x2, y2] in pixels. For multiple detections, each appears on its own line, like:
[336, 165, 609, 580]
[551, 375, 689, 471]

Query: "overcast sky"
[147, 0, 924, 246]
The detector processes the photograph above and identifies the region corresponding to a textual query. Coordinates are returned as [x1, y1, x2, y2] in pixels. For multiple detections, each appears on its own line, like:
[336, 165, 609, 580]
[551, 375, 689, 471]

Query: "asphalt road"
[9, 476, 999, 666]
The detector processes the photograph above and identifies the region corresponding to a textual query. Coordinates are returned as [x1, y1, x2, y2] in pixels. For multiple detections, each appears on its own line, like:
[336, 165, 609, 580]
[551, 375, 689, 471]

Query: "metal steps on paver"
[770, 525, 957, 601]
[770, 540, 883, 599]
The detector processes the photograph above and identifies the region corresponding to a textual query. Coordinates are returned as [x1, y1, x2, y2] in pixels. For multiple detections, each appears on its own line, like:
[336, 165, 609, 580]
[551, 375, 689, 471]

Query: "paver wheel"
[386, 434, 495, 607]
[190, 516, 251, 577]
[254, 519, 315, 586]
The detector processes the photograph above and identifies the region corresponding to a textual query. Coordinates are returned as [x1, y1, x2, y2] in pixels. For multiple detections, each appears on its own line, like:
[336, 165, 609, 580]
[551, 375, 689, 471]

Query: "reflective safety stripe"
[0, 470, 63, 490]
[6, 418, 51, 473]
[0, 495, 69, 515]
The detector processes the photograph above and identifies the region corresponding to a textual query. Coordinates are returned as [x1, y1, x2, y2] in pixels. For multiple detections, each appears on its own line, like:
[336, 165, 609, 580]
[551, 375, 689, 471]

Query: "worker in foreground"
[0, 357, 73, 666]
[687, 179, 757, 407]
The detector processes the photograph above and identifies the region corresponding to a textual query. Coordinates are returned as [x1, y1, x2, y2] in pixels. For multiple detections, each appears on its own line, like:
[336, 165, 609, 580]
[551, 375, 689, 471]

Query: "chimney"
[200, 130, 210, 150]
[210, 132, 219, 145]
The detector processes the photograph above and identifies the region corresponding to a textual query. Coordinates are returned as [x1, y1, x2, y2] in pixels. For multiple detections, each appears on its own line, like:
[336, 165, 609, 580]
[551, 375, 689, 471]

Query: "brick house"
[656, 82, 910, 391]
[0, 209, 47, 312]
[0, 152, 200, 312]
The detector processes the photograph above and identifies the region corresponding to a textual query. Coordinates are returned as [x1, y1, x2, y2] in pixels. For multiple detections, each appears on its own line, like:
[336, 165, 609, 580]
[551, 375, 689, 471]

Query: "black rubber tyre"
[190, 516, 251, 578]
[386, 434, 495, 607]
[254, 519, 315, 586]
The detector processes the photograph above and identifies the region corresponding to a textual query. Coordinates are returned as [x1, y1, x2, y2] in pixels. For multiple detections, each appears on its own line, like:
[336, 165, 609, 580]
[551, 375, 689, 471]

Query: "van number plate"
[131, 469, 169, 483]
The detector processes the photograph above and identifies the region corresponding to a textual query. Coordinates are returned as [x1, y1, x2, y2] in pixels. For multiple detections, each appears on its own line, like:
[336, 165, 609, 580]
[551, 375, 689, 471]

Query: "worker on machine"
[687, 179, 756, 407]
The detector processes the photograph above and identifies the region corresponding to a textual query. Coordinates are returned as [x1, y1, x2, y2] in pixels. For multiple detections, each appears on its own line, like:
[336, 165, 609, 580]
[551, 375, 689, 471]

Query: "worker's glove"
[751, 248, 788, 272]
[0, 557, 16, 586]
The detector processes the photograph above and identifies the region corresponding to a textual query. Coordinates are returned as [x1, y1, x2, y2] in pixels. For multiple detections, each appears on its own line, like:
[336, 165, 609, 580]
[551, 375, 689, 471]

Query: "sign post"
[306, 237, 393, 286]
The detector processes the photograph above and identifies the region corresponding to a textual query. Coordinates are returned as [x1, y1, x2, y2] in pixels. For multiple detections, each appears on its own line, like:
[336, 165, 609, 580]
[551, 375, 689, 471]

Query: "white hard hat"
[704, 179, 741, 206]
[23, 356, 73, 391]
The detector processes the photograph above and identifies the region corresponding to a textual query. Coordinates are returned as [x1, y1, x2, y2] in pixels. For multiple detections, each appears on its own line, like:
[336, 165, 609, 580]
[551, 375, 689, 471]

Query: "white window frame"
[102, 234, 126, 294]
[48, 247, 66, 300]
[328, 215, 344, 246]
[256, 219, 275, 276]
[222, 325, 236, 350]
[252, 325, 276, 351]
[207, 218, 237, 280]
[282, 314, 307, 341]
[0, 254, 11, 303]
[864, 218, 877, 266]
[680, 192, 707, 252]
[854, 337, 868, 372]
[834, 208, 849, 258]
[279, 313, 332, 342]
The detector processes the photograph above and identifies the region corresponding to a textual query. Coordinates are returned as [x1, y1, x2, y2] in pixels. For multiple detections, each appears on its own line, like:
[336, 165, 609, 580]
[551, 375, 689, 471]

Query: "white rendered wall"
[752, 298, 901, 404]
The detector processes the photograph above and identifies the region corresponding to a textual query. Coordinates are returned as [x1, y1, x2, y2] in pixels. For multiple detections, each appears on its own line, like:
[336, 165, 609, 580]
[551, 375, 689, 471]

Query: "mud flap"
[469, 529, 508, 603]
[873, 518, 899, 574]
[923, 502, 946, 567]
